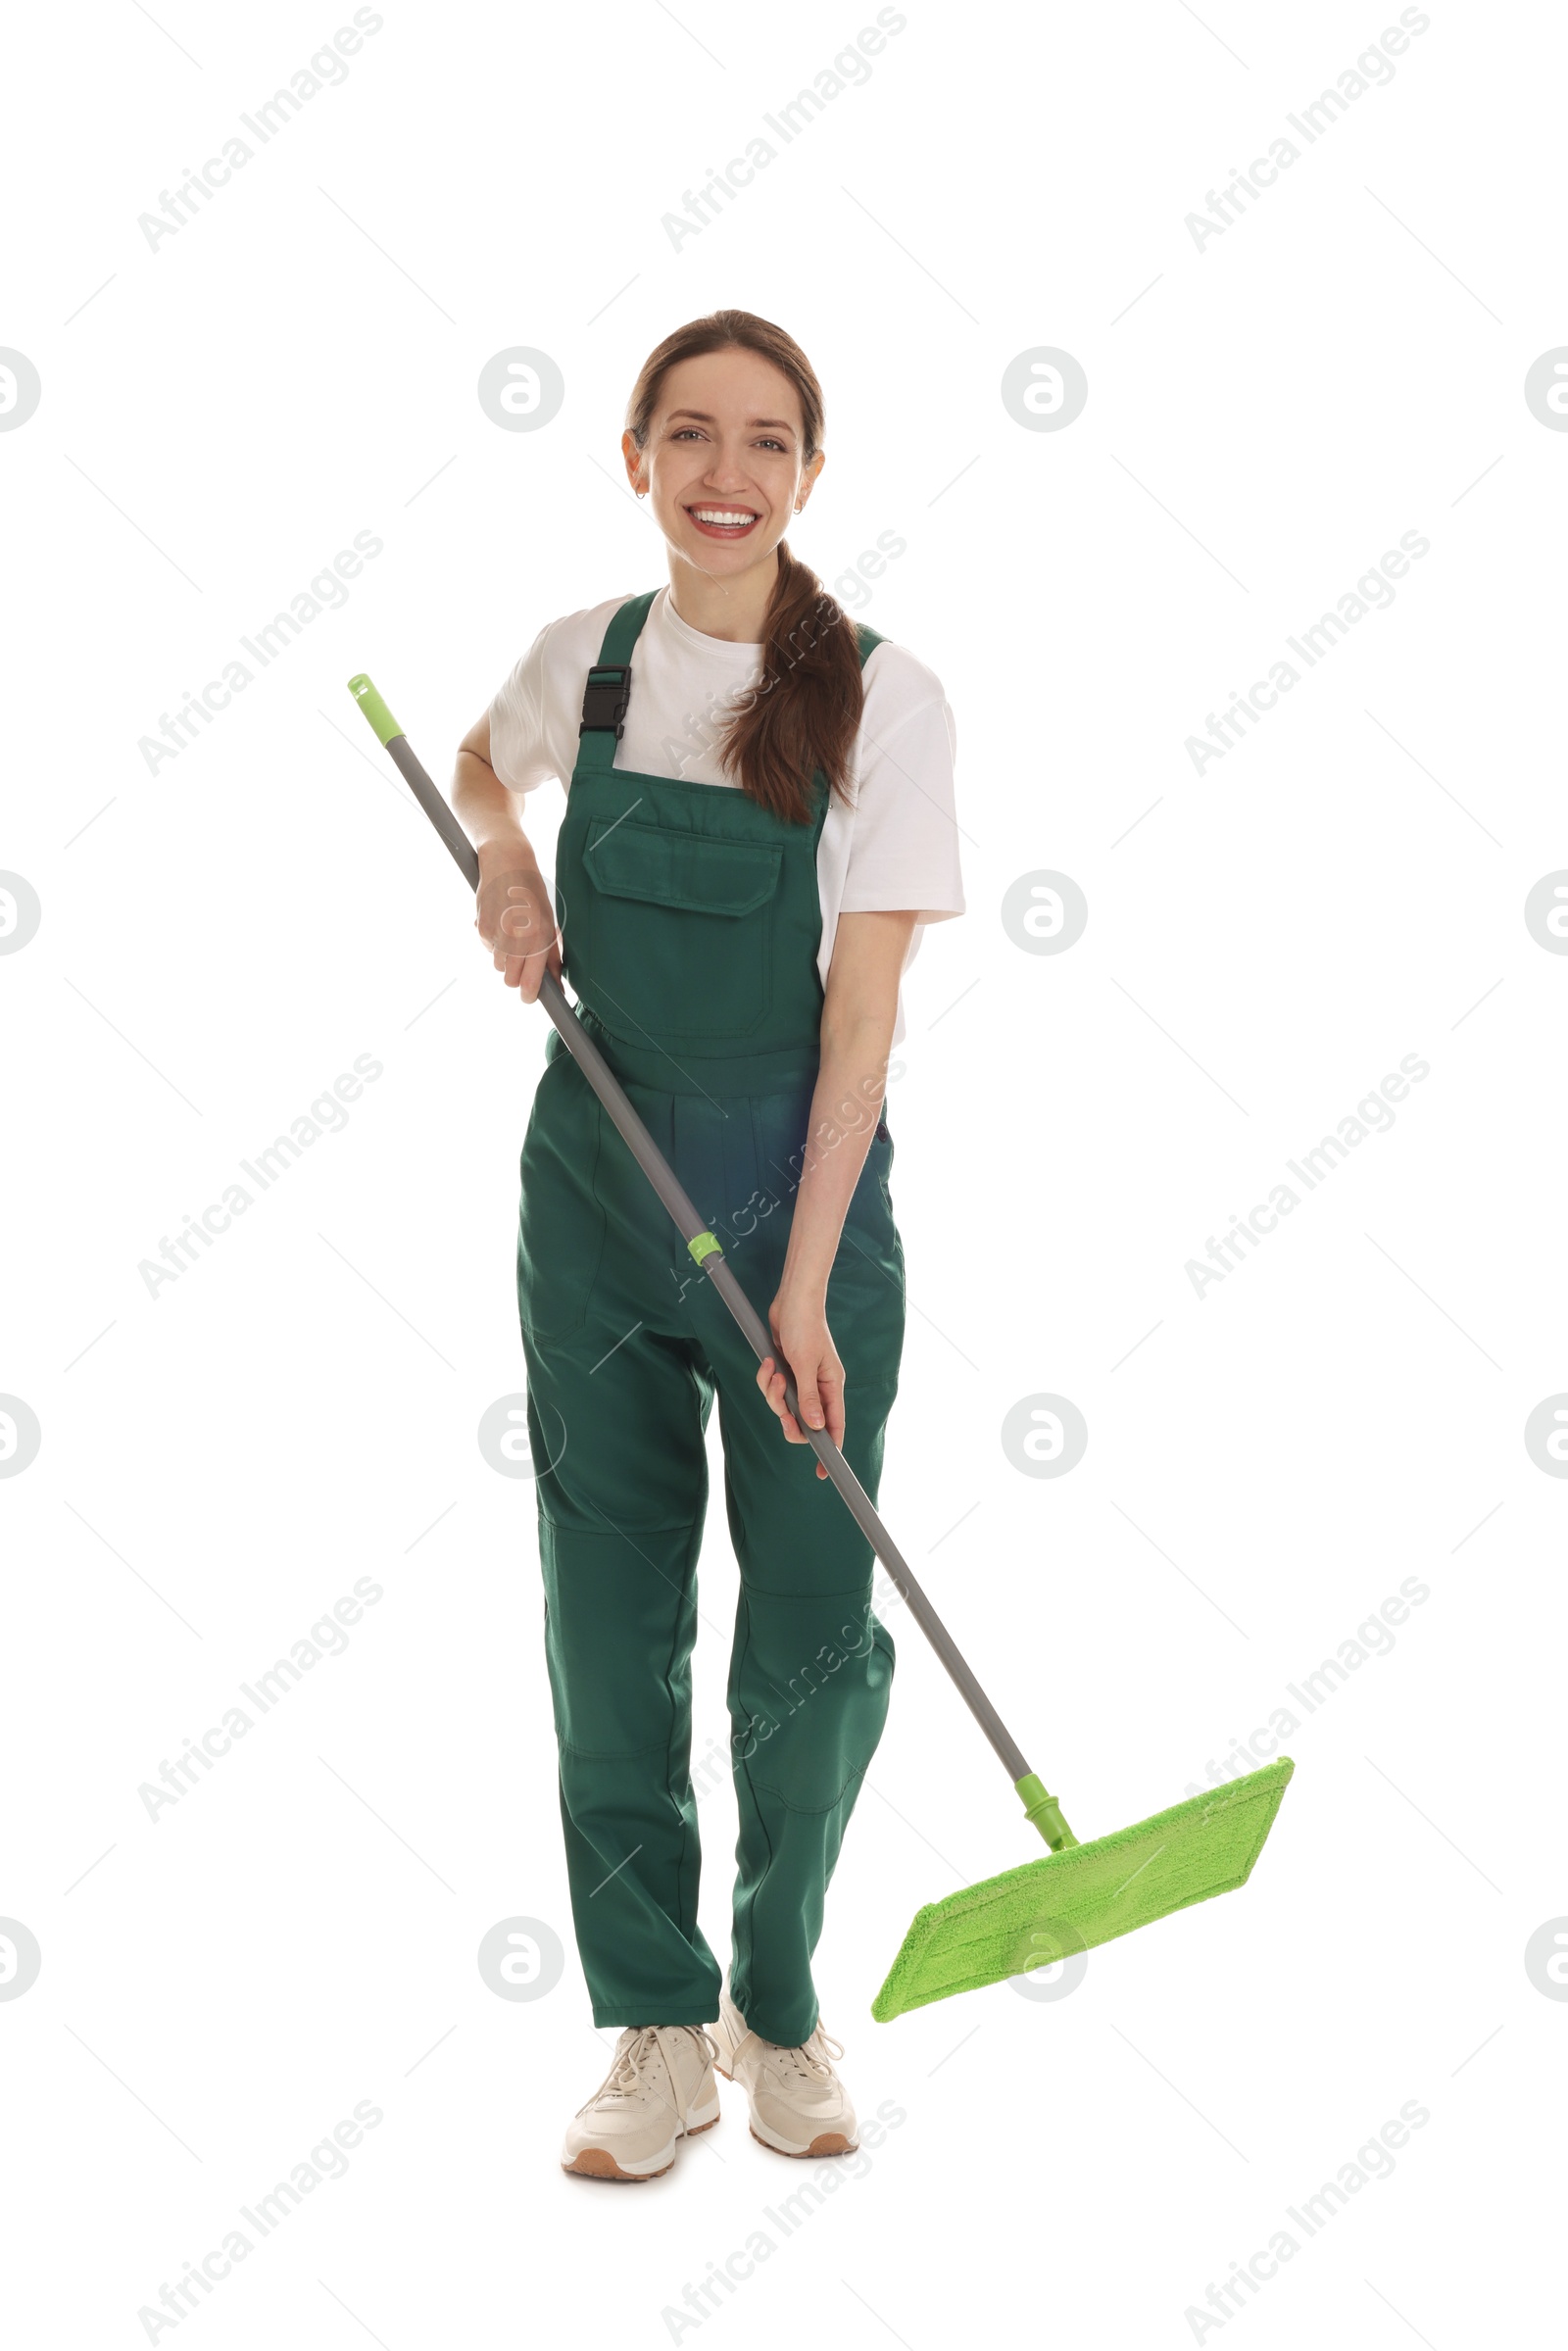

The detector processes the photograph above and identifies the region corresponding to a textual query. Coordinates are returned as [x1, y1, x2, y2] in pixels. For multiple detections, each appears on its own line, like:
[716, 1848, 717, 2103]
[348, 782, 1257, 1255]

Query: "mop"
[348, 673, 1294, 2023]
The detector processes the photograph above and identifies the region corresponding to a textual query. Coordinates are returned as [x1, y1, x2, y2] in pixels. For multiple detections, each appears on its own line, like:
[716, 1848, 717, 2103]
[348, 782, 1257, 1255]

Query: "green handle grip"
[347, 674, 403, 747]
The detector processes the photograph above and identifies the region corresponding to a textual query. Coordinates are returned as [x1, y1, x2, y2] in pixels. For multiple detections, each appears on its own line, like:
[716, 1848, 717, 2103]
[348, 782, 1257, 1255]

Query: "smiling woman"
[450, 309, 963, 2181]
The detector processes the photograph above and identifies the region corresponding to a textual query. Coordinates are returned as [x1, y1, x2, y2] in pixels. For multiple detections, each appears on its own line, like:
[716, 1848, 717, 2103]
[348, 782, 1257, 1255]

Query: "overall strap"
[576, 589, 661, 774]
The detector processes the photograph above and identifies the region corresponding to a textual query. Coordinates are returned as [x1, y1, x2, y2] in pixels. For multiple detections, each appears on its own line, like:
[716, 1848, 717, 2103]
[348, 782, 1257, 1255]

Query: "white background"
[4, 0, 1564, 2343]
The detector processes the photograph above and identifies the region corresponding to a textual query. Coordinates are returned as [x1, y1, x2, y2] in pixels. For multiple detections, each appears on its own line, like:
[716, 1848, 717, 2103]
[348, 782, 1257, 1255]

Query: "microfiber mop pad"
[872, 1758, 1294, 2023]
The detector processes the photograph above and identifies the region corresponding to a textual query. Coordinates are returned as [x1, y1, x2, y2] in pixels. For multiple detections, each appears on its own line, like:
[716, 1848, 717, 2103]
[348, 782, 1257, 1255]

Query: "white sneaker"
[561, 2025, 721, 2181]
[708, 1985, 858, 2158]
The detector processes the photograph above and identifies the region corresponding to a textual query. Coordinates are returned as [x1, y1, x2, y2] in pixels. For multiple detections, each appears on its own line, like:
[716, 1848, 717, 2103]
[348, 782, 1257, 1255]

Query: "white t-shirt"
[484, 586, 964, 1047]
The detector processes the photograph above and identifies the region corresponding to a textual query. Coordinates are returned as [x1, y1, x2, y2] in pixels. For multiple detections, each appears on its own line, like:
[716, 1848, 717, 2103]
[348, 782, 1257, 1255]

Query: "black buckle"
[580, 664, 632, 738]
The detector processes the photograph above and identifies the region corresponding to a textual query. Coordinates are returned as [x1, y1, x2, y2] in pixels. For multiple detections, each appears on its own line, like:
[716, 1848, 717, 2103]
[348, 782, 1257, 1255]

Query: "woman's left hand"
[756, 1290, 845, 1477]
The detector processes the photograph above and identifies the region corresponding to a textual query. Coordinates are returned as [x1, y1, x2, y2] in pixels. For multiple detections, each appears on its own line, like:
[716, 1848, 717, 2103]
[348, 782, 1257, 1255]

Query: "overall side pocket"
[516, 1056, 609, 1340]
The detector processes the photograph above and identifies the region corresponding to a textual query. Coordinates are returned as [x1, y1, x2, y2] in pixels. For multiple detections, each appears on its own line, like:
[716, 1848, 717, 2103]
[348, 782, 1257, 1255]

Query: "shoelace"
[577, 2025, 719, 2119]
[764, 2025, 845, 2086]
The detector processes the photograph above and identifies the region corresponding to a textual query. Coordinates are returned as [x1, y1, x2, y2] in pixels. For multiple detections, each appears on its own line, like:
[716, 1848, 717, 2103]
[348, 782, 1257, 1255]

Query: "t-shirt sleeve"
[839, 670, 965, 925]
[484, 623, 559, 797]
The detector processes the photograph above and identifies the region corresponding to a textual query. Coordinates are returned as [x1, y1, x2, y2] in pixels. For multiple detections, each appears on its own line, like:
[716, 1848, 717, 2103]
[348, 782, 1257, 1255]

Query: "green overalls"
[515, 591, 906, 2049]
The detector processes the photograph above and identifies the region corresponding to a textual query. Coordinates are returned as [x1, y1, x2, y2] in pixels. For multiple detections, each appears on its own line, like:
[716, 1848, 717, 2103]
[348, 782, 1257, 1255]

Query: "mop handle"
[347, 675, 1075, 1850]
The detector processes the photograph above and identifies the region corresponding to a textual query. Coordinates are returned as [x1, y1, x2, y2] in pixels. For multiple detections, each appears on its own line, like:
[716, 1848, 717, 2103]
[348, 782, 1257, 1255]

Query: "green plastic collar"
[1015, 1772, 1078, 1851]
[687, 1231, 723, 1265]
[347, 673, 402, 746]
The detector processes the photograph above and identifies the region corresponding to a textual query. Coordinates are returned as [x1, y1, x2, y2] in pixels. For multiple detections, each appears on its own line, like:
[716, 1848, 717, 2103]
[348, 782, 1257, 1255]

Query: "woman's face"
[624, 347, 823, 585]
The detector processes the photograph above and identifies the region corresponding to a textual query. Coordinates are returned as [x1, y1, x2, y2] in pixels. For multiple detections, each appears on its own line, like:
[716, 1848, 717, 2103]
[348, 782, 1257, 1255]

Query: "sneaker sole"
[562, 2110, 719, 2182]
[749, 2126, 858, 2160]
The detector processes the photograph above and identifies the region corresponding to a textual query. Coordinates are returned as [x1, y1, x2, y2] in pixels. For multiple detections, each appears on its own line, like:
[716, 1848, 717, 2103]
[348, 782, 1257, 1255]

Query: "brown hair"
[624, 309, 864, 824]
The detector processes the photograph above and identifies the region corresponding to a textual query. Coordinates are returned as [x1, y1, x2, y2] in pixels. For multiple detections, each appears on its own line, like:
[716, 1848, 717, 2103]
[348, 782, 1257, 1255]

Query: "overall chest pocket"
[578, 818, 783, 1041]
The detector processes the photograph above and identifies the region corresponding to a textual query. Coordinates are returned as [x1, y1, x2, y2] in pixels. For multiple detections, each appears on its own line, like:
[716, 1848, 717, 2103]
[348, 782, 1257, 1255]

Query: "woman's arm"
[452, 710, 562, 999]
[756, 907, 918, 1475]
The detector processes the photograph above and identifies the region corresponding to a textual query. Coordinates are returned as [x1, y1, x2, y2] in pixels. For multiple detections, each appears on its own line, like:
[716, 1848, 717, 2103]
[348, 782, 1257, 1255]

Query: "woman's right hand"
[475, 839, 562, 1002]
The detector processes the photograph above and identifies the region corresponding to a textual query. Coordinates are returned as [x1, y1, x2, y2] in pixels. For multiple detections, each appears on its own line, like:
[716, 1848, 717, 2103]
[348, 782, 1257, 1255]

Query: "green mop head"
[871, 1757, 1294, 2022]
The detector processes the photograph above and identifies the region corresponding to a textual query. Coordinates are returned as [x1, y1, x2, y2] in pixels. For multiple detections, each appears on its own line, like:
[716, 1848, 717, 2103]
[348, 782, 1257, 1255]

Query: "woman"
[453, 310, 963, 2180]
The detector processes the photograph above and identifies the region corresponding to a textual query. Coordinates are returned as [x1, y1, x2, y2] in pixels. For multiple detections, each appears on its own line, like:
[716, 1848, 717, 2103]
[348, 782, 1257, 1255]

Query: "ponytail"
[718, 536, 863, 822]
